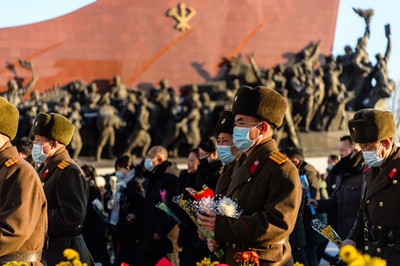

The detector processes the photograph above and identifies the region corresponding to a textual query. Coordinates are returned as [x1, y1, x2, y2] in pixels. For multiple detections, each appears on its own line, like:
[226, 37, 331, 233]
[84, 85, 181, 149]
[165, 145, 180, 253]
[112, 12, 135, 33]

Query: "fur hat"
[0, 97, 19, 140]
[348, 109, 396, 143]
[31, 113, 75, 145]
[232, 86, 287, 127]
[215, 110, 235, 136]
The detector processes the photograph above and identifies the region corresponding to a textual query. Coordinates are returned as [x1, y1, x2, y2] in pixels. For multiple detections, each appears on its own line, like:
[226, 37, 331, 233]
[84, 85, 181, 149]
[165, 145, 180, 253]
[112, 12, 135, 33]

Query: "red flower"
[191, 188, 215, 201]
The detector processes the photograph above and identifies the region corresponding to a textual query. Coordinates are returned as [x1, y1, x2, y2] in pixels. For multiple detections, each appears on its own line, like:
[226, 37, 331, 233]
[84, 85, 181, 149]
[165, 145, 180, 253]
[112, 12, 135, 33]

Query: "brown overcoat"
[215, 138, 301, 265]
[0, 141, 47, 265]
[348, 144, 400, 265]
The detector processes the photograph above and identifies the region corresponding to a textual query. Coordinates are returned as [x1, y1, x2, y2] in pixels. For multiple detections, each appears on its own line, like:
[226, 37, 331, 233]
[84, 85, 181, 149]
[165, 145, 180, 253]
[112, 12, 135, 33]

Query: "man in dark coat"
[284, 147, 321, 266]
[309, 135, 364, 240]
[198, 86, 301, 266]
[139, 146, 180, 266]
[0, 97, 47, 265]
[31, 112, 92, 266]
[343, 109, 400, 265]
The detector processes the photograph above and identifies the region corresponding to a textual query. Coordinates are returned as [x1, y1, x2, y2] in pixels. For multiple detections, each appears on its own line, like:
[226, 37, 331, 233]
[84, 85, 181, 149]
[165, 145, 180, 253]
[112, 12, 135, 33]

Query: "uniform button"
[364, 246, 369, 251]
[379, 202, 384, 207]
[247, 178, 252, 182]
[377, 248, 381, 253]
[232, 244, 236, 249]
[393, 180, 398, 184]
[378, 226, 382, 230]
[366, 200, 370, 204]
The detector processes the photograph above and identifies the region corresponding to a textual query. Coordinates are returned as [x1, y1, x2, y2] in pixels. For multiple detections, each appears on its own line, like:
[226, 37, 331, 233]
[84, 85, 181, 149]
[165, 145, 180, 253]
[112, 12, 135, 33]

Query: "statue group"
[2, 8, 395, 159]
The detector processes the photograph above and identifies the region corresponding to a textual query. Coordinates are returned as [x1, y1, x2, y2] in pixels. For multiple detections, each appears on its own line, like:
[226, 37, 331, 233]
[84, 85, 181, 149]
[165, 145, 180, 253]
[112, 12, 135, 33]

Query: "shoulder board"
[57, 160, 70, 170]
[4, 157, 18, 167]
[269, 151, 288, 165]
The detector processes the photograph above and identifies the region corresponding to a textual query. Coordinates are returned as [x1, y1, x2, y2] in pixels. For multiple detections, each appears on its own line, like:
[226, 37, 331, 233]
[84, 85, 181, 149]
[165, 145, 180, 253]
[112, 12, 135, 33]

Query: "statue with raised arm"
[1, 59, 38, 107]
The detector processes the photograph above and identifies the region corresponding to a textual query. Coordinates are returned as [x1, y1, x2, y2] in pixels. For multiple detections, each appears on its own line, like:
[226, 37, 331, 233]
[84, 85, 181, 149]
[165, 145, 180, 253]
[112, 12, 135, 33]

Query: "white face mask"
[32, 143, 49, 164]
[362, 142, 384, 167]
[144, 158, 156, 172]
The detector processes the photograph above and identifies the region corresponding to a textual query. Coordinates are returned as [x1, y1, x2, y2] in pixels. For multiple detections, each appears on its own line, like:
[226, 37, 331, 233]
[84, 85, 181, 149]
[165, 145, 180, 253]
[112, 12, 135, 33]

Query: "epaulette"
[57, 160, 70, 170]
[269, 151, 288, 165]
[4, 157, 18, 167]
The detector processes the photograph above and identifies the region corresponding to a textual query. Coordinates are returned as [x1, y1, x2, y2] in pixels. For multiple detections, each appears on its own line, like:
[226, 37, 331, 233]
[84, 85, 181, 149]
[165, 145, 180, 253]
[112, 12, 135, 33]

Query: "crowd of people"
[0, 82, 400, 266]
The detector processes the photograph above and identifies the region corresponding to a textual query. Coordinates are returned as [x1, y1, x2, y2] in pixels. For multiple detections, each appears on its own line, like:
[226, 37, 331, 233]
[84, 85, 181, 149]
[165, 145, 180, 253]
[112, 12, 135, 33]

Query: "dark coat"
[0, 141, 47, 266]
[140, 161, 180, 255]
[317, 151, 364, 239]
[348, 144, 400, 265]
[83, 180, 110, 265]
[116, 175, 145, 265]
[215, 138, 301, 266]
[38, 147, 92, 266]
[177, 170, 211, 265]
[195, 158, 223, 191]
[297, 161, 324, 248]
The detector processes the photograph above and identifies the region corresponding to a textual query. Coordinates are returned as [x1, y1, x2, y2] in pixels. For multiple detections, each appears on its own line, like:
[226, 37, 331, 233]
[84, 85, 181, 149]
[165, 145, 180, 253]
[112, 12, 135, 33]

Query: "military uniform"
[347, 144, 400, 265]
[31, 112, 92, 265]
[38, 146, 91, 265]
[0, 141, 47, 265]
[346, 108, 400, 265]
[215, 138, 301, 265]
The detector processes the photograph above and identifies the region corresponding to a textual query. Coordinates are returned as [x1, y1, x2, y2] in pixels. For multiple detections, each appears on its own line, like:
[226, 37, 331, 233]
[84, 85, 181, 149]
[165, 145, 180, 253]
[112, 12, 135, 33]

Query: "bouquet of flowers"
[155, 189, 181, 224]
[234, 251, 260, 266]
[311, 219, 342, 247]
[173, 185, 243, 258]
[55, 248, 88, 266]
[300, 174, 343, 247]
[339, 245, 387, 266]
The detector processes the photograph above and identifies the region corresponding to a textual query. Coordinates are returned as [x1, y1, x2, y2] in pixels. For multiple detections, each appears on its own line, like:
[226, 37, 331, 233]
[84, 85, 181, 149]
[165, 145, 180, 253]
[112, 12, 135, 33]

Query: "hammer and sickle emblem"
[167, 3, 196, 32]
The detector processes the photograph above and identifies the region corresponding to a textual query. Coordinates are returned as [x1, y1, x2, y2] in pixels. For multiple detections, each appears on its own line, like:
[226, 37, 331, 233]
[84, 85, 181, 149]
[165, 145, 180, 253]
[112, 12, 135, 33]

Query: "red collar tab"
[389, 167, 397, 179]
[250, 159, 260, 174]
[364, 166, 371, 173]
[42, 168, 49, 180]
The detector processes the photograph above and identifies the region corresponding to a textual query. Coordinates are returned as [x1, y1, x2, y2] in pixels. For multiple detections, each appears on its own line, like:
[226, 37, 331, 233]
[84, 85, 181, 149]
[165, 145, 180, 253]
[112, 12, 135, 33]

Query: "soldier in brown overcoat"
[31, 113, 92, 265]
[198, 86, 302, 265]
[0, 97, 47, 265]
[343, 109, 400, 265]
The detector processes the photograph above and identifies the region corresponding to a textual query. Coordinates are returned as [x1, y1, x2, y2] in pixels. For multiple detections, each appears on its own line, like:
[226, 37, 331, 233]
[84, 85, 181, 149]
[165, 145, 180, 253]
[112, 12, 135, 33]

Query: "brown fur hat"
[31, 113, 75, 145]
[215, 110, 235, 136]
[0, 97, 19, 140]
[232, 86, 287, 127]
[348, 109, 396, 143]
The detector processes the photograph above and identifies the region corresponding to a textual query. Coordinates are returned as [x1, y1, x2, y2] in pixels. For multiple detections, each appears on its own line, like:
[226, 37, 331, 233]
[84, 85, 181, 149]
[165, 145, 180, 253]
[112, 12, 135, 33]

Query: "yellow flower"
[369, 257, 387, 266]
[348, 256, 366, 266]
[72, 259, 82, 266]
[63, 249, 79, 260]
[294, 262, 305, 266]
[56, 262, 72, 266]
[196, 257, 219, 266]
[339, 245, 360, 263]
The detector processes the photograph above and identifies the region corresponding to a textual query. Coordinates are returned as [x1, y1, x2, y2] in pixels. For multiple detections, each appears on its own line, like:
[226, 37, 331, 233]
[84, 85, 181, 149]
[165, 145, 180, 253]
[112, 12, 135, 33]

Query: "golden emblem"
[221, 118, 226, 124]
[167, 3, 196, 32]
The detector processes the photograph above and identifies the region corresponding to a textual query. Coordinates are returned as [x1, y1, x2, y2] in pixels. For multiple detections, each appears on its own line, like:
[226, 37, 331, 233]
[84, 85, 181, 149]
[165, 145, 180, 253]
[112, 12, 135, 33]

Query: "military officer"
[198, 86, 302, 265]
[0, 97, 47, 265]
[31, 113, 92, 266]
[343, 109, 400, 265]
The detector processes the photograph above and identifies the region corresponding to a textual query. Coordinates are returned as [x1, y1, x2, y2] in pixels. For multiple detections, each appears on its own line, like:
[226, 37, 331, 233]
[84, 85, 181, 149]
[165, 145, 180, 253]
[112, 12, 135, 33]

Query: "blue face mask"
[362, 143, 384, 167]
[327, 164, 333, 171]
[144, 158, 156, 172]
[217, 144, 237, 165]
[232, 123, 262, 153]
[115, 171, 124, 179]
[32, 143, 49, 164]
